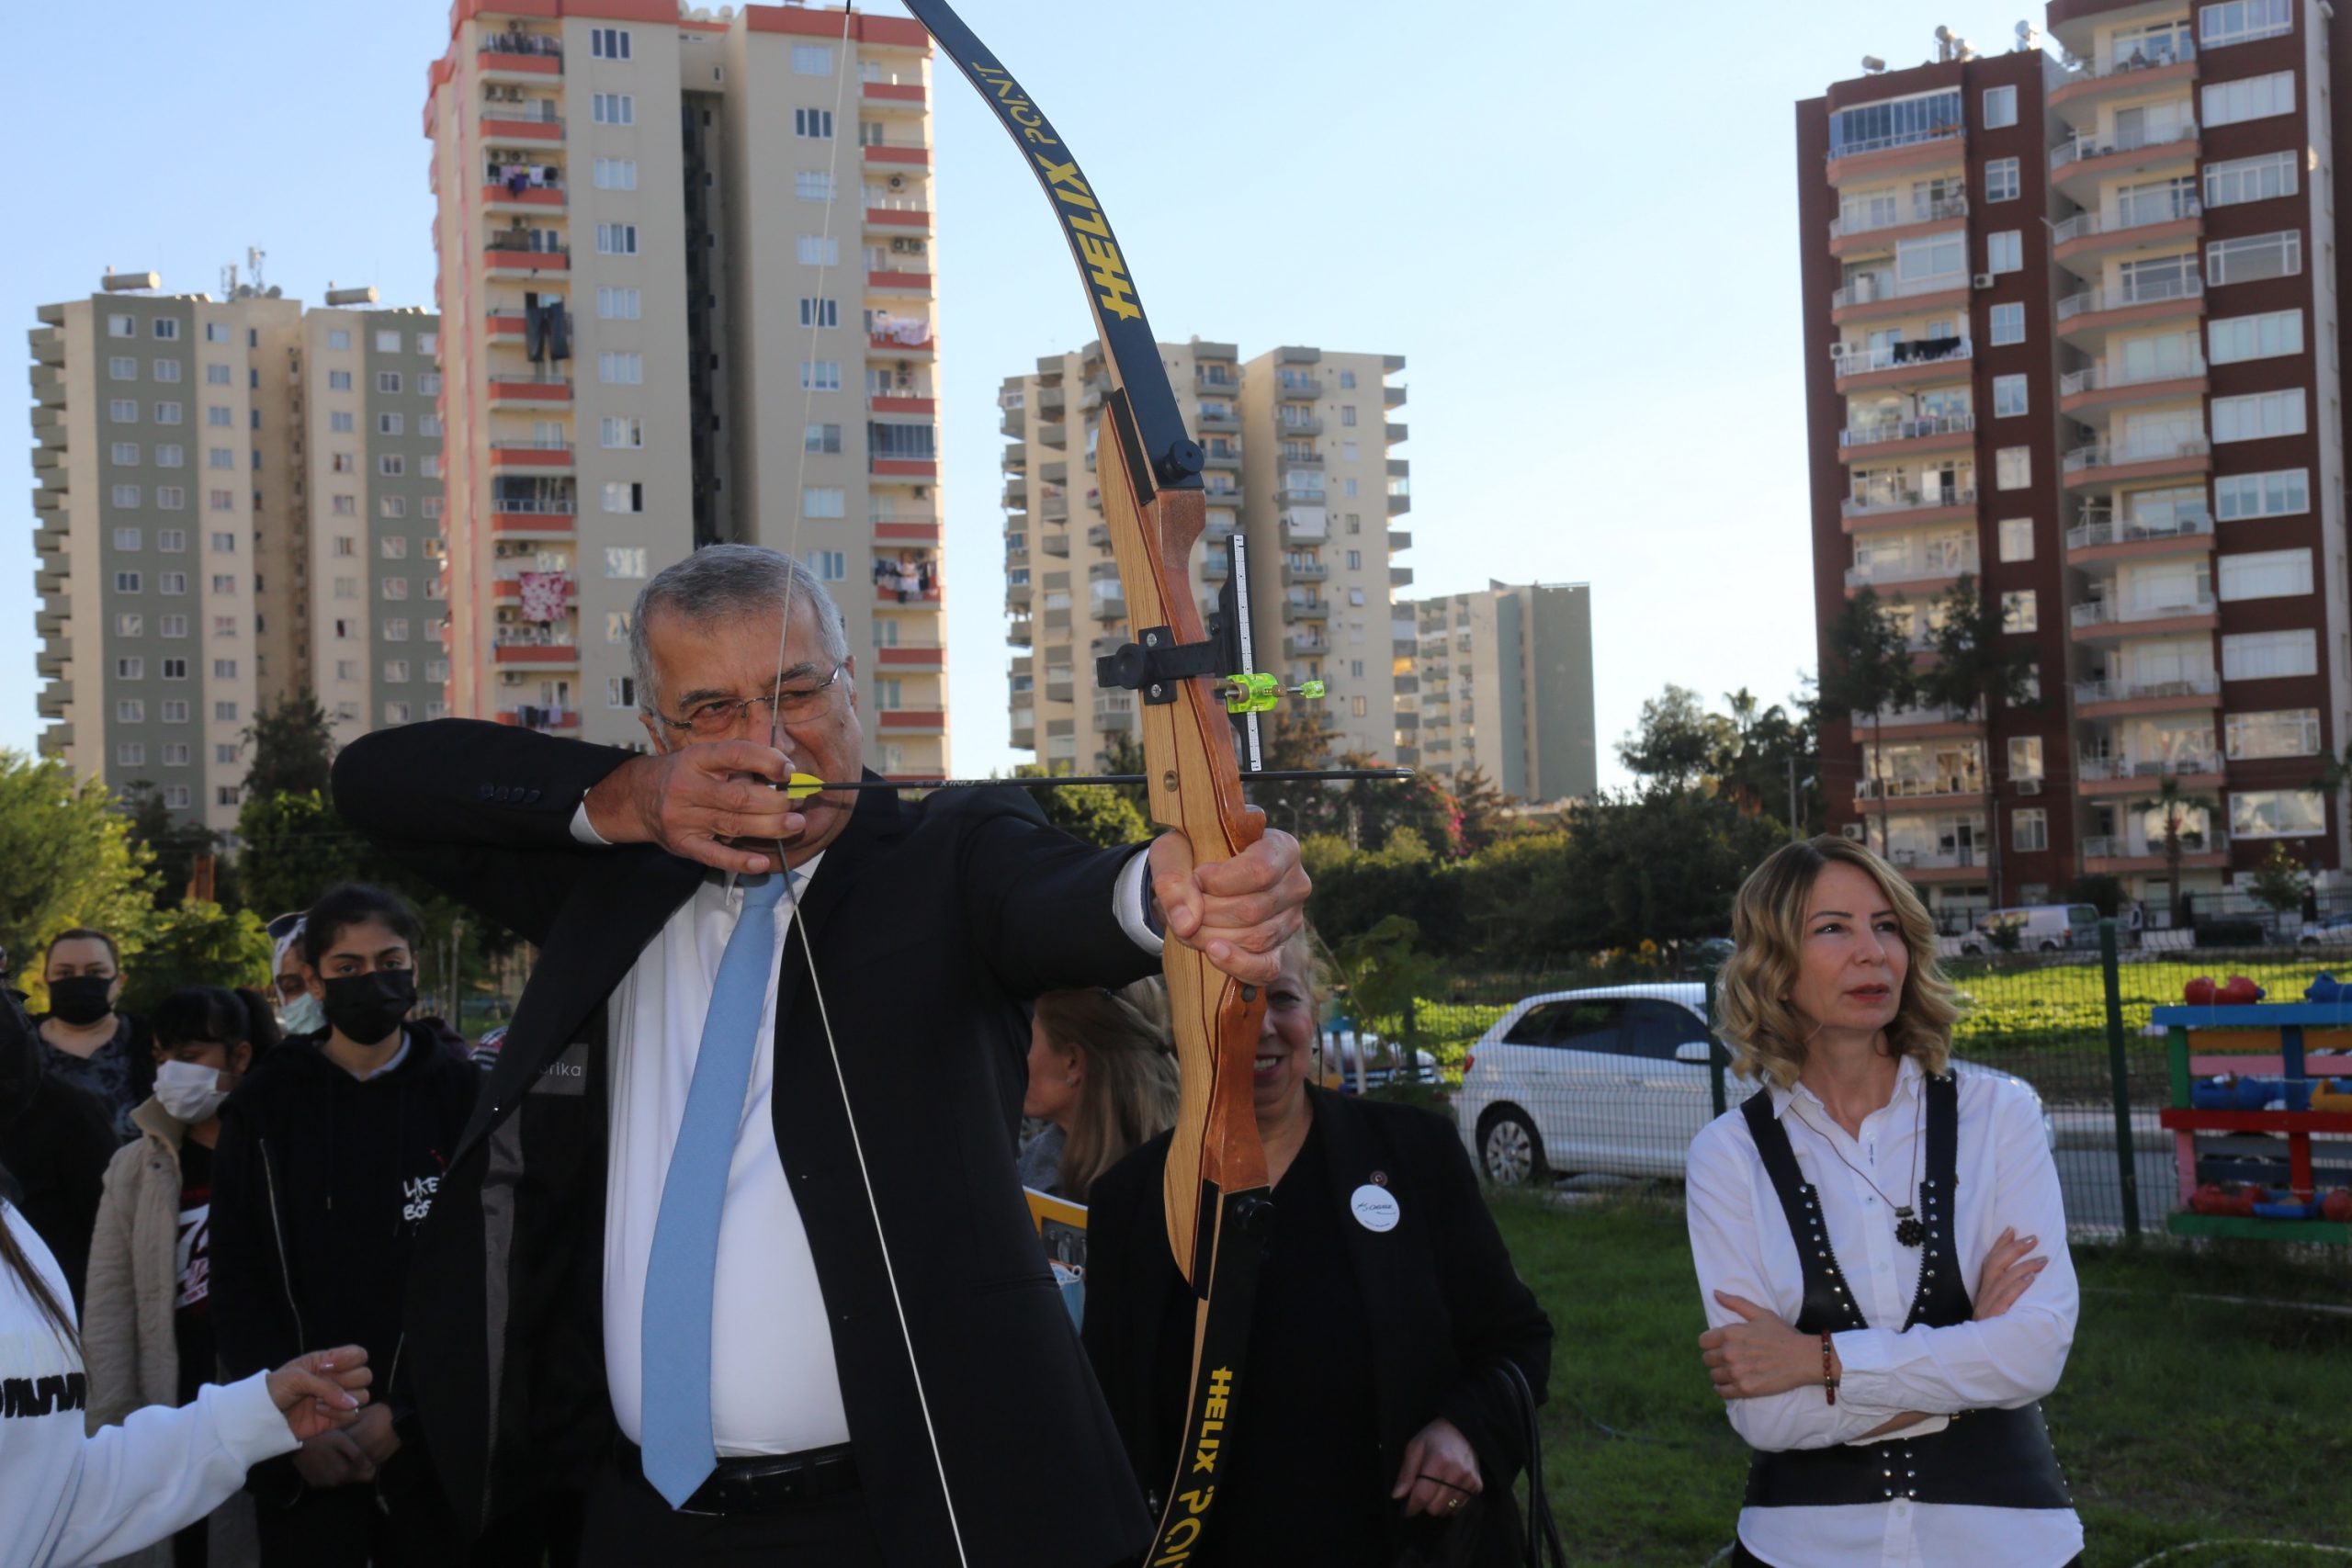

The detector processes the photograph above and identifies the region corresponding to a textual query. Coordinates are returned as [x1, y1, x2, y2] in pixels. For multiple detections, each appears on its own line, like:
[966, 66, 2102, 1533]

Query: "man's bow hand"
[1147, 817, 1310, 986]
[584, 741, 808, 874]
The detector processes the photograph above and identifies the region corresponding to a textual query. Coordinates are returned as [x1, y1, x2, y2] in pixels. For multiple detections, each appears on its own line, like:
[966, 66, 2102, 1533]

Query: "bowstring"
[763, 14, 971, 1564]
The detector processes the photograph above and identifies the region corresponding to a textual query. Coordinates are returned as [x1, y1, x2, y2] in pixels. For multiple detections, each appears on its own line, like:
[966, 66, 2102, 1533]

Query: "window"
[803, 487, 846, 518]
[590, 25, 630, 58]
[332, 537, 356, 558]
[381, 578, 410, 601]
[383, 660, 411, 683]
[597, 286, 642, 320]
[116, 745, 145, 767]
[608, 676, 637, 709]
[806, 550, 847, 581]
[420, 454, 440, 479]
[379, 455, 408, 477]
[379, 536, 408, 559]
[109, 398, 138, 423]
[329, 495, 356, 515]
[798, 298, 839, 329]
[111, 484, 141, 507]
[2203, 72, 2295, 128]
[2205, 150, 2298, 208]
[212, 744, 237, 764]
[203, 364, 229, 386]
[327, 369, 353, 390]
[606, 612, 632, 644]
[1985, 157, 2019, 202]
[796, 107, 834, 139]
[116, 700, 145, 723]
[107, 313, 138, 338]
[1894, 231, 1964, 285]
[426, 660, 448, 682]
[154, 487, 186, 512]
[114, 570, 142, 592]
[1989, 302, 2025, 345]
[329, 454, 356, 473]
[209, 573, 236, 594]
[1996, 447, 2030, 489]
[383, 620, 410, 642]
[796, 171, 836, 202]
[605, 547, 647, 579]
[159, 615, 187, 637]
[420, 373, 441, 396]
[116, 657, 144, 679]
[420, 414, 442, 437]
[2212, 388, 2306, 442]
[159, 700, 189, 723]
[599, 351, 644, 385]
[800, 360, 842, 390]
[2001, 590, 2038, 631]
[2222, 627, 2317, 679]
[113, 526, 142, 550]
[211, 701, 237, 722]
[2209, 310, 2303, 364]
[115, 613, 142, 636]
[1986, 231, 2023, 273]
[2009, 736, 2044, 780]
[111, 441, 140, 466]
[793, 43, 834, 74]
[804, 423, 842, 453]
[327, 328, 354, 351]
[161, 785, 190, 810]
[417, 331, 436, 356]
[209, 531, 235, 553]
[370, 330, 398, 354]
[107, 355, 137, 379]
[601, 416, 645, 448]
[798, 235, 840, 266]
[207, 660, 232, 681]
[2218, 547, 2312, 599]
[1983, 85, 2018, 128]
[378, 412, 405, 435]
[153, 401, 182, 425]
[603, 480, 645, 513]
[333, 577, 358, 601]
[2200, 0, 2293, 47]
[2012, 808, 2048, 852]
[1993, 374, 2029, 417]
[2215, 468, 2309, 519]
[328, 411, 354, 433]
[376, 371, 402, 394]
[2228, 708, 2321, 758]
[157, 529, 186, 552]
[591, 92, 635, 125]
[153, 319, 181, 341]
[164, 657, 191, 680]
[2232, 789, 2325, 840]
[595, 223, 639, 255]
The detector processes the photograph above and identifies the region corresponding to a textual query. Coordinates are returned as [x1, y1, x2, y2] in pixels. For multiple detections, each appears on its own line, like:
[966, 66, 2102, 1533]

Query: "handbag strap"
[1492, 1359, 1566, 1568]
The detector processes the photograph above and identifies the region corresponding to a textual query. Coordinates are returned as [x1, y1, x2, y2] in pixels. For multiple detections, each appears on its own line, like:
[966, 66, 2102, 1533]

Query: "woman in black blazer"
[1083, 931, 1554, 1566]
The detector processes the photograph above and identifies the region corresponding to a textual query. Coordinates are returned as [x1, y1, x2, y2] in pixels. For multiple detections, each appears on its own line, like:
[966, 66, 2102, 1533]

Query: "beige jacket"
[84, 1096, 262, 1568]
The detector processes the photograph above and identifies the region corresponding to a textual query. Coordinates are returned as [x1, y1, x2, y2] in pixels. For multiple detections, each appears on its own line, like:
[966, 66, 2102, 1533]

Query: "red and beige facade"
[1801, 0, 2350, 919]
[424, 1, 947, 773]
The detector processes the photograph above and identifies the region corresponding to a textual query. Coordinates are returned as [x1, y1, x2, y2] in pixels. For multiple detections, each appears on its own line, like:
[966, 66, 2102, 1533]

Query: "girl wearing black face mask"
[33, 929, 153, 1142]
[208, 886, 481, 1568]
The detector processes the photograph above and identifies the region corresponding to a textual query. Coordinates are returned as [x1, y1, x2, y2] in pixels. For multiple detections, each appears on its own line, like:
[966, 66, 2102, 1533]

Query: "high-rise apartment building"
[1001, 339, 1410, 770]
[27, 272, 439, 833]
[1398, 581, 1598, 805]
[424, 3, 947, 775]
[1801, 0, 2349, 923]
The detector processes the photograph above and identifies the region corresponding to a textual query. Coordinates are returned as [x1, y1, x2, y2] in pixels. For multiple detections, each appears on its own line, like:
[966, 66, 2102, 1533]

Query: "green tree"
[2246, 840, 2311, 919]
[1713, 683, 1823, 834]
[2130, 774, 2218, 928]
[119, 781, 225, 912]
[1291, 829, 1464, 956]
[1455, 831, 1577, 967]
[1917, 573, 2041, 904]
[240, 690, 336, 799]
[1554, 786, 1788, 952]
[0, 752, 159, 1002]
[1616, 684, 1735, 790]
[1326, 914, 1444, 1102]
[1020, 771, 1150, 849]
[1449, 765, 1510, 854]
[118, 901, 274, 1016]
[1247, 706, 1342, 841]
[1095, 729, 1150, 817]
[233, 790, 370, 924]
[1818, 589, 1917, 855]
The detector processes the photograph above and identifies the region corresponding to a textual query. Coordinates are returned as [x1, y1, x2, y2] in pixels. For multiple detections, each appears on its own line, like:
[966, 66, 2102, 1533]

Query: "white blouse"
[1685, 1056, 2085, 1568]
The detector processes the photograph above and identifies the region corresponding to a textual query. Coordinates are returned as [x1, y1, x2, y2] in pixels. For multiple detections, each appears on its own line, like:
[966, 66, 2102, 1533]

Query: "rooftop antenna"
[246, 246, 266, 293]
[220, 260, 239, 299]
[2016, 20, 2042, 51]
[1935, 23, 1955, 61]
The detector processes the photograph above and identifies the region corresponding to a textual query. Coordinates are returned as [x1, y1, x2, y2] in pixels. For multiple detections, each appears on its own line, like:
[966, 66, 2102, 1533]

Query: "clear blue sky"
[0, 0, 2037, 793]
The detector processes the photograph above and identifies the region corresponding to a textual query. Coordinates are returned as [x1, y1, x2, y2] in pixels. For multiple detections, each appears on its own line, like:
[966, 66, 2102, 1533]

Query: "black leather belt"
[615, 1438, 860, 1517]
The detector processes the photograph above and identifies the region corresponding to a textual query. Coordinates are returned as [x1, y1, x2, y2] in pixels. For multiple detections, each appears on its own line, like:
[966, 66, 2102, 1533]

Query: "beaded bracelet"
[1820, 1332, 1839, 1405]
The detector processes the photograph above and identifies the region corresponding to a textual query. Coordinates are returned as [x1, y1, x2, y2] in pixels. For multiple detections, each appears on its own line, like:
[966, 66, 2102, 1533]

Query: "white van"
[1956, 903, 2102, 954]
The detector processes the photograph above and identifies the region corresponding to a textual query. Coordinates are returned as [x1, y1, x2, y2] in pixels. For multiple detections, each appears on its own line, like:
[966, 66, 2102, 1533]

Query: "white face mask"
[277, 992, 325, 1037]
[153, 1057, 232, 1124]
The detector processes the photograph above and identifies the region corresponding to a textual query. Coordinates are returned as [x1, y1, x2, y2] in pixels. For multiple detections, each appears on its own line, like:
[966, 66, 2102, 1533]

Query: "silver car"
[1453, 982, 2050, 1185]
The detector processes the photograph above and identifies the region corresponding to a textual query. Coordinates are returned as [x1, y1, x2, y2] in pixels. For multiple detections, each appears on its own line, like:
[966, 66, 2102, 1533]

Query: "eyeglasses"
[657, 665, 845, 739]
[266, 912, 305, 943]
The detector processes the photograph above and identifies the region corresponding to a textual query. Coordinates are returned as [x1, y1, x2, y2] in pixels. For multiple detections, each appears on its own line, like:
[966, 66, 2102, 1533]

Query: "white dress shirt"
[572, 801, 1160, 1457]
[1685, 1056, 2084, 1568]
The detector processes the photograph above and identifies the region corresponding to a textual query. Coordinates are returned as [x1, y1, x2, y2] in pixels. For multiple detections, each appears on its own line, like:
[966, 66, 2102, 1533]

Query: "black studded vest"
[1737, 1073, 2074, 1511]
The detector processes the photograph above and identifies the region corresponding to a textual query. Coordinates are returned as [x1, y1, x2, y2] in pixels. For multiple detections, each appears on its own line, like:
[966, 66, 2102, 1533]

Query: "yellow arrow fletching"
[786, 773, 825, 802]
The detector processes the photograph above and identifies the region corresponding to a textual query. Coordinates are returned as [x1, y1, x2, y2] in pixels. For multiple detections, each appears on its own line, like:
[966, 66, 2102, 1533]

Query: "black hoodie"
[0, 987, 115, 1308]
[209, 1020, 479, 1415]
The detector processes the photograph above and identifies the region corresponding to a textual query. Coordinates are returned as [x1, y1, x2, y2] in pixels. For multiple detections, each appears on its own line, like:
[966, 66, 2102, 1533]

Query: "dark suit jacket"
[1083, 1087, 1554, 1566]
[332, 719, 1159, 1568]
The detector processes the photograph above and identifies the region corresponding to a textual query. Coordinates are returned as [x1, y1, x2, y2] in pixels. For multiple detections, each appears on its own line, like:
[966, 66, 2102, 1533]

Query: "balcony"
[1841, 485, 1977, 534]
[2048, 44, 2196, 121]
[873, 518, 944, 547]
[1283, 561, 1329, 586]
[484, 237, 570, 276]
[2049, 120, 2199, 197]
[2062, 434, 2211, 489]
[1827, 194, 1968, 257]
[488, 374, 573, 408]
[1006, 617, 1034, 646]
[1285, 629, 1329, 656]
[1850, 701, 1982, 736]
[479, 106, 563, 142]
[2064, 508, 2213, 563]
[1844, 547, 1978, 595]
[873, 455, 940, 481]
[491, 498, 577, 538]
[1826, 122, 1964, 186]
[489, 440, 574, 473]
[869, 329, 936, 360]
[1882, 845, 1985, 883]
[1283, 599, 1330, 623]
[477, 34, 562, 75]
[494, 705, 580, 733]
[876, 709, 946, 734]
[2053, 275, 2203, 344]
[1838, 412, 1975, 460]
[2083, 833, 2227, 875]
[1279, 414, 1324, 438]
[1829, 271, 1971, 325]
[2073, 674, 2221, 716]
[871, 391, 935, 416]
[2052, 197, 2200, 265]
[863, 139, 932, 170]
[1195, 404, 1239, 433]
[491, 631, 579, 666]
[481, 178, 566, 212]
[1856, 773, 1985, 807]
[491, 570, 577, 608]
[863, 79, 927, 109]
[865, 268, 933, 296]
[876, 644, 947, 675]
[2069, 592, 2217, 641]
[2058, 348, 2206, 414]
[2075, 752, 2224, 795]
[864, 198, 933, 232]
[1831, 337, 1972, 392]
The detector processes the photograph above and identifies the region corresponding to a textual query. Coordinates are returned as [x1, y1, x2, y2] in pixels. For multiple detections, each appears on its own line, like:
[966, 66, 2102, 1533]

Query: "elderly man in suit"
[333, 544, 1307, 1568]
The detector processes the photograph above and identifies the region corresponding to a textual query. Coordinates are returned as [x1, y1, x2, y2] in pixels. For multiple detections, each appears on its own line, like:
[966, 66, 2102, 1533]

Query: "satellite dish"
[1935, 24, 1954, 41]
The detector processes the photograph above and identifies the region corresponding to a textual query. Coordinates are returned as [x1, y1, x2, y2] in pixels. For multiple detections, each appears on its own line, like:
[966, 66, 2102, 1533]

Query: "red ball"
[2221, 976, 2261, 1005]
[2185, 977, 2217, 1004]
[2322, 1190, 2352, 1224]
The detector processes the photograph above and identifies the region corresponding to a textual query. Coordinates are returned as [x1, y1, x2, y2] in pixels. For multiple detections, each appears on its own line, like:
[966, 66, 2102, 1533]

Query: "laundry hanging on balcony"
[517, 570, 570, 623]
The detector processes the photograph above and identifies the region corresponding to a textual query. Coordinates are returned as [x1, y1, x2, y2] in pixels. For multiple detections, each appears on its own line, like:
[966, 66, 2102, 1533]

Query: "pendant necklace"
[1791, 1086, 1928, 1247]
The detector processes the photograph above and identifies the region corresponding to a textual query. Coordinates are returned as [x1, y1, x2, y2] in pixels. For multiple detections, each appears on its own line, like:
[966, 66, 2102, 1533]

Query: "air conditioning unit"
[1842, 823, 1867, 841]
[1973, 272, 1996, 290]
[912, 485, 929, 498]
[887, 173, 907, 191]
[2017, 778, 2042, 795]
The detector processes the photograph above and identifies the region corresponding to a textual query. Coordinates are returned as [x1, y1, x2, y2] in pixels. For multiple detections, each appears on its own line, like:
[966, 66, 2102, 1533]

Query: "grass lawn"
[1493, 1192, 2352, 1566]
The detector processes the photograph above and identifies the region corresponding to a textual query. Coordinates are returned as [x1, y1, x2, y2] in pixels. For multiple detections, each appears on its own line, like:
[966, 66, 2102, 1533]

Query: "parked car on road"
[1453, 982, 2052, 1185]
[1955, 904, 2103, 955]
[2301, 911, 2352, 945]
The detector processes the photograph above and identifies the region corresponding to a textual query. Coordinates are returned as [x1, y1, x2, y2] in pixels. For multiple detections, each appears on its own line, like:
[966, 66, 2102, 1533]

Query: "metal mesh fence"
[1319, 930, 2352, 1247]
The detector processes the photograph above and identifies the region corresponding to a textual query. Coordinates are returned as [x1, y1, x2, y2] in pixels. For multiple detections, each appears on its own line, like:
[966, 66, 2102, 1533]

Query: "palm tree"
[2130, 773, 2219, 929]
[1819, 588, 1917, 856]
[1917, 573, 2040, 904]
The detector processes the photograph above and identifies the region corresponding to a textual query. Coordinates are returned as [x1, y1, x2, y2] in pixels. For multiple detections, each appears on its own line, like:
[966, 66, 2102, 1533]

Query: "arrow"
[776, 767, 1415, 803]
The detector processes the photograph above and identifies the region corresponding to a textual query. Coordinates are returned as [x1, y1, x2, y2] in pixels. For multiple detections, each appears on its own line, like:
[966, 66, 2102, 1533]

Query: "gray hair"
[628, 544, 849, 715]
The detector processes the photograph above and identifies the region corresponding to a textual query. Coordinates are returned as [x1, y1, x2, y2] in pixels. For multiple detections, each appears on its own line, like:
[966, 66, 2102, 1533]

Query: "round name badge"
[1350, 1183, 1400, 1233]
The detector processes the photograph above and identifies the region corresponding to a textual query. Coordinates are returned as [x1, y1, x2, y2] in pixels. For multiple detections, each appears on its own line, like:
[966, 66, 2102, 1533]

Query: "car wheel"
[2039, 941, 2059, 953]
[1477, 1108, 1547, 1187]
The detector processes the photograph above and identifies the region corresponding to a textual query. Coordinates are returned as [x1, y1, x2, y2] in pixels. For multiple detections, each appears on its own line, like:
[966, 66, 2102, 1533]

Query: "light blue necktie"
[640, 870, 796, 1507]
